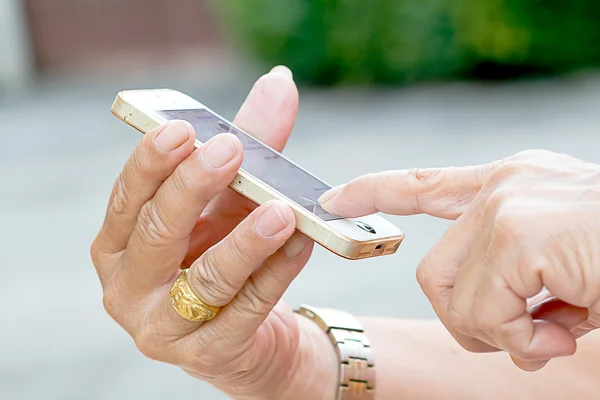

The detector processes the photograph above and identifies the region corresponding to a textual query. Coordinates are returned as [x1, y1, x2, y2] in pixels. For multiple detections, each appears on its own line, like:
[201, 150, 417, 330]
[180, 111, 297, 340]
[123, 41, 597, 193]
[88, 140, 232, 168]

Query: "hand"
[319, 149, 600, 371]
[91, 67, 337, 400]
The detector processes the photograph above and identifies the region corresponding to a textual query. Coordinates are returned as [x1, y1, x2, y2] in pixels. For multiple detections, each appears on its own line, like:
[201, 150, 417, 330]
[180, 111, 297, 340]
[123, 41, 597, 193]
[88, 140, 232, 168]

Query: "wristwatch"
[295, 304, 375, 400]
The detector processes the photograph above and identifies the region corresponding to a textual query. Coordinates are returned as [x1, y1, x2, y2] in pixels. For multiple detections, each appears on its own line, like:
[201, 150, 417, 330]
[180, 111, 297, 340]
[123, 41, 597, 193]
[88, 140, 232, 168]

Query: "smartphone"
[111, 89, 404, 259]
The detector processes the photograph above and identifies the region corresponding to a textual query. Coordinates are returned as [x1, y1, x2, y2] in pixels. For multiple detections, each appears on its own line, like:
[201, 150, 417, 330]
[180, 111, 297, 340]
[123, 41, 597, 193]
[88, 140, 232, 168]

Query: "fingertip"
[233, 67, 299, 153]
[318, 184, 373, 218]
[254, 200, 296, 238]
[201, 131, 243, 154]
[159, 119, 195, 137]
[198, 132, 243, 170]
[259, 71, 299, 115]
[267, 199, 296, 227]
[318, 185, 344, 207]
[269, 65, 294, 80]
[220, 132, 244, 154]
[152, 120, 195, 153]
[174, 119, 195, 133]
[283, 231, 312, 259]
[256, 67, 297, 94]
[510, 320, 577, 362]
[511, 355, 550, 372]
[534, 320, 578, 357]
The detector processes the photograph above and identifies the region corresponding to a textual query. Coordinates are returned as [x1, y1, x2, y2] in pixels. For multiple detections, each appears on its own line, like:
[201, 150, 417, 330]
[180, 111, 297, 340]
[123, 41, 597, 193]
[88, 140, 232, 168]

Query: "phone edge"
[112, 91, 405, 260]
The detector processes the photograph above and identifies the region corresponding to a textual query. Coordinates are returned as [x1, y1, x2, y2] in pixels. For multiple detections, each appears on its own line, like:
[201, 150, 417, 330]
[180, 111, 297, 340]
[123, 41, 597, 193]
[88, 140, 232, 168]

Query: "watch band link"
[295, 305, 375, 400]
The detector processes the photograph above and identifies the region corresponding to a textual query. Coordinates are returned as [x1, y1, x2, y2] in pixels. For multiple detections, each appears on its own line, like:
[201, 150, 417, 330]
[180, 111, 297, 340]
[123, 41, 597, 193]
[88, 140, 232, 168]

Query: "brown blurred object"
[23, 0, 222, 73]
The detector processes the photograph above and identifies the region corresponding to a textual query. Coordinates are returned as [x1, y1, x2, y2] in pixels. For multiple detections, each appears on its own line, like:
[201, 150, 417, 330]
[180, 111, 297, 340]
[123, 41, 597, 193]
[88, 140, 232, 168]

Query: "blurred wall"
[0, 0, 34, 90]
[23, 0, 221, 73]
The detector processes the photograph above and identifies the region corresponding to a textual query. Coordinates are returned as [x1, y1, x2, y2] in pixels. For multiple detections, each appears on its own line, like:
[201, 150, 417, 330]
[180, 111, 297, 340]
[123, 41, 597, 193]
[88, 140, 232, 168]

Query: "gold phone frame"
[112, 90, 404, 260]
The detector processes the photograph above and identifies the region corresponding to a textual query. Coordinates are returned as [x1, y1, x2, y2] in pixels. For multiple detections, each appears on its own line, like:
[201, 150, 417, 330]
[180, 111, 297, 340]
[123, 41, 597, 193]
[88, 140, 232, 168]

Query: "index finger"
[233, 65, 298, 151]
[94, 121, 195, 255]
[318, 163, 499, 220]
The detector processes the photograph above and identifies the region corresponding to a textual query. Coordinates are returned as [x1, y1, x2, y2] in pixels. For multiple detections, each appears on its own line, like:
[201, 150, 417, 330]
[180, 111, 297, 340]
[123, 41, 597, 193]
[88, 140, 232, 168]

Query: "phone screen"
[157, 109, 343, 221]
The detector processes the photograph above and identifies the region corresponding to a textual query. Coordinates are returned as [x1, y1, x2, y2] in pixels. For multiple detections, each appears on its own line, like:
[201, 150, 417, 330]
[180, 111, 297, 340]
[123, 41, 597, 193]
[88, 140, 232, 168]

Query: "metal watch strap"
[295, 304, 375, 400]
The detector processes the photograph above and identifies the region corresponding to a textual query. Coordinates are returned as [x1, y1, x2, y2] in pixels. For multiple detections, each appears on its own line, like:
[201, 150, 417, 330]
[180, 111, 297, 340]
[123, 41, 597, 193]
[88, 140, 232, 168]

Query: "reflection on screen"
[157, 109, 342, 221]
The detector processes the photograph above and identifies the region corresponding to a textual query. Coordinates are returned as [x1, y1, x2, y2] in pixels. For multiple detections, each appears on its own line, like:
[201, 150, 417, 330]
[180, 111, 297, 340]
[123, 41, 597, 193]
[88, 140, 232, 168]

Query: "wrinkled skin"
[91, 67, 335, 400]
[320, 149, 600, 371]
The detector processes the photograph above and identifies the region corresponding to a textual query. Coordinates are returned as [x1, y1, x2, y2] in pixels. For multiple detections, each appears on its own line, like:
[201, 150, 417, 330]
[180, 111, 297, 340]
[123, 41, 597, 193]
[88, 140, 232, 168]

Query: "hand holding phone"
[112, 89, 404, 259]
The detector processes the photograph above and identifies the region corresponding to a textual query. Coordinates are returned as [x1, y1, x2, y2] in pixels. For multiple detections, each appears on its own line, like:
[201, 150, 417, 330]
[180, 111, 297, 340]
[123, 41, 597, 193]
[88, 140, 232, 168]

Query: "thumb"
[318, 163, 499, 220]
[513, 297, 589, 371]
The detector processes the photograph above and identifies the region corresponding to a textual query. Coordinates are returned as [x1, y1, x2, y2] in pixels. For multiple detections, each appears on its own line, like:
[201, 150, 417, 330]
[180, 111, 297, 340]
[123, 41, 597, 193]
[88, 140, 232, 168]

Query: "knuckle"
[485, 186, 513, 212]
[489, 318, 534, 358]
[228, 230, 259, 264]
[137, 202, 177, 246]
[102, 287, 119, 320]
[134, 328, 163, 361]
[407, 167, 442, 184]
[90, 238, 111, 284]
[507, 149, 579, 175]
[415, 250, 444, 299]
[406, 168, 443, 212]
[110, 173, 130, 217]
[535, 248, 588, 305]
[192, 256, 239, 305]
[261, 261, 288, 287]
[90, 238, 103, 268]
[134, 140, 155, 171]
[483, 188, 519, 232]
[489, 200, 520, 249]
[511, 149, 554, 161]
[565, 272, 592, 306]
[487, 161, 523, 187]
[415, 261, 432, 292]
[471, 303, 493, 333]
[101, 280, 139, 340]
[545, 227, 598, 306]
[130, 148, 156, 183]
[232, 277, 272, 317]
[185, 328, 226, 369]
[447, 298, 470, 334]
[171, 166, 197, 198]
[520, 252, 550, 279]
[471, 283, 515, 339]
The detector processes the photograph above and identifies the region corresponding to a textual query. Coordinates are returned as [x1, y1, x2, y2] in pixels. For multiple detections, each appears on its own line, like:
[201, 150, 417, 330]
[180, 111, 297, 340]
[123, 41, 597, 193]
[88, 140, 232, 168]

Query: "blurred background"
[1, 0, 599, 399]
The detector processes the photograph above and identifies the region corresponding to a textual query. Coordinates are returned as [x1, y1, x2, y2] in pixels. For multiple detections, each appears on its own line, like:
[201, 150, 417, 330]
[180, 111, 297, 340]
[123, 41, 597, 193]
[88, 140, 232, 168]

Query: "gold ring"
[169, 269, 221, 322]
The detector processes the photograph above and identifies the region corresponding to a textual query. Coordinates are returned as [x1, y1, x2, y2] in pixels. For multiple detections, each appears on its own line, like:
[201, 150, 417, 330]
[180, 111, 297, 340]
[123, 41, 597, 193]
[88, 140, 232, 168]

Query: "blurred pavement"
[1, 67, 600, 399]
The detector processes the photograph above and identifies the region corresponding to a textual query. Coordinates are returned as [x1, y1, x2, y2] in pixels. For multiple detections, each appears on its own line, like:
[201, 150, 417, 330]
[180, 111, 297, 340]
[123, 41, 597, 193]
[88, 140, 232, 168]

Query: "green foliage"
[213, 0, 600, 85]
[456, 0, 600, 73]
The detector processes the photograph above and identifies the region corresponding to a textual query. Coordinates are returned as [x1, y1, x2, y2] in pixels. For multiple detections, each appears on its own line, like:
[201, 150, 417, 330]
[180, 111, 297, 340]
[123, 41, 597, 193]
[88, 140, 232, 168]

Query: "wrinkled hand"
[320, 149, 600, 371]
[91, 67, 336, 400]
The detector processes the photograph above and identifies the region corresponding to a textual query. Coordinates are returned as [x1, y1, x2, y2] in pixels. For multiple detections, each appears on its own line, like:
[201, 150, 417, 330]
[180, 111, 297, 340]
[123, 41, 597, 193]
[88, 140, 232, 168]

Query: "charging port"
[373, 244, 385, 255]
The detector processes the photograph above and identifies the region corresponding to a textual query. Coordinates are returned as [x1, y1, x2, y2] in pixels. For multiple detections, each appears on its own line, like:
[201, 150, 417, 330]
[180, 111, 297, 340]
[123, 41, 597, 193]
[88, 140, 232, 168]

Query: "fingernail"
[255, 204, 290, 237]
[240, 66, 292, 116]
[270, 65, 293, 80]
[520, 359, 550, 372]
[318, 185, 344, 207]
[510, 353, 550, 372]
[155, 121, 191, 151]
[283, 231, 310, 258]
[200, 134, 236, 169]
